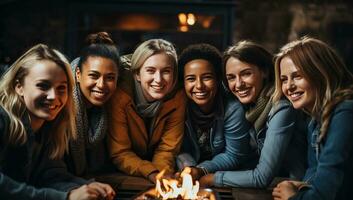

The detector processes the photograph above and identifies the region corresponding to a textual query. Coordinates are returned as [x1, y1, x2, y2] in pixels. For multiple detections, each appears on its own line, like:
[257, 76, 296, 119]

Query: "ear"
[135, 71, 141, 82]
[15, 80, 24, 96]
[75, 68, 81, 83]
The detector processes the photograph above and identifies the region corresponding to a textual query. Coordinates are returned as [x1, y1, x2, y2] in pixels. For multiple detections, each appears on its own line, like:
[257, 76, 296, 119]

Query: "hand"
[68, 184, 99, 200]
[87, 182, 116, 200]
[272, 180, 298, 200]
[199, 173, 215, 188]
[188, 167, 203, 181]
[148, 172, 158, 184]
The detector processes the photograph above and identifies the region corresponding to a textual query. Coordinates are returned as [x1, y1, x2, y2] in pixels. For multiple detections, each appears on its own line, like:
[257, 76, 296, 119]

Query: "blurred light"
[187, 13, 196, 25]
[178, 13, 187, 25]
[179, 25, 188, 32]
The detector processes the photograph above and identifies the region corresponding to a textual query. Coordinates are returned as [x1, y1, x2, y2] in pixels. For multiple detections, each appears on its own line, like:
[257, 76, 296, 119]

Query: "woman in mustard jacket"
[108, 39, 186, 183]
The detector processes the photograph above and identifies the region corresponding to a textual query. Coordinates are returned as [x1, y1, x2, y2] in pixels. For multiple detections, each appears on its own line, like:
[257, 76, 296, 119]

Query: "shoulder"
[333, 100, 353, 113]
[269, 99, 295, 118]
[111, 87, 133, 107]
[223, 93, 244, 117]
[165, 89, 187, 107]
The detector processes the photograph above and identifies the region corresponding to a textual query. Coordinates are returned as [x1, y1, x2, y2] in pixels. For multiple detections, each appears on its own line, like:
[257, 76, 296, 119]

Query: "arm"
[291, 108, 353, 200]
[198, 99, 251, 173]
[0, 172, 68, 200]
[108, 91, 158, 178]
[152, 91, 186, 174]
[215, 104, 297, 188]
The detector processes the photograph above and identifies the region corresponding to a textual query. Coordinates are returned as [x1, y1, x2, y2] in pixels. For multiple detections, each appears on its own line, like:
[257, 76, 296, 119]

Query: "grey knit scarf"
[69, 58, 108, 175]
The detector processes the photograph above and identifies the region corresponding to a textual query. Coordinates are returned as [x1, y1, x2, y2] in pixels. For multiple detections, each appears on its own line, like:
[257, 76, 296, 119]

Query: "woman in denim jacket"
[272, 37, 353, 200]
[200, 41, 307, 188]
[176, 44, 251, 183]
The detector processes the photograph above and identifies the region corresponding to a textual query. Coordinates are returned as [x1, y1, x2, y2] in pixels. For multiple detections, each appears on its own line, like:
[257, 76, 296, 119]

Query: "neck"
[29, 114, 45, 133]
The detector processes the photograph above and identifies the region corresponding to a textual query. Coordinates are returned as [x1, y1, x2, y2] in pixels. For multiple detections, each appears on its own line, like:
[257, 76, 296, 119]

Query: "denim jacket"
[0, 106, 87, 200]
[215, 99, 307, 188]
[291, 100, 353, 200]
[176, 93, 251, 177]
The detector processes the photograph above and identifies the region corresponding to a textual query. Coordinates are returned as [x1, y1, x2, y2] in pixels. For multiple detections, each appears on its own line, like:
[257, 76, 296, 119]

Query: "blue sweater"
[177, 93, 251, 183]
[291, 100, 353, 200]
[214, 100, 307, 188]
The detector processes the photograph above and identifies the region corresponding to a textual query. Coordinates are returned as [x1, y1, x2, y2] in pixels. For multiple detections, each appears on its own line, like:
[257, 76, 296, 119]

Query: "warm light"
[155, 167, 199, 200]
[187, 13, 196, 25]
[179, 25, 189, 32]
[178, 13, 187, 25]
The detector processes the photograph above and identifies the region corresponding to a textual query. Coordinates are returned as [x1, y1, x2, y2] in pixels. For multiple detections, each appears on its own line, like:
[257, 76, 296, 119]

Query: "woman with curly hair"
[176, 43, 251, 185]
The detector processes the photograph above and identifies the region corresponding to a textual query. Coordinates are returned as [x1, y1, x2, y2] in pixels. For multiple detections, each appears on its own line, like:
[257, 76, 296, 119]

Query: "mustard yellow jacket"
[108, 76, 186, 178]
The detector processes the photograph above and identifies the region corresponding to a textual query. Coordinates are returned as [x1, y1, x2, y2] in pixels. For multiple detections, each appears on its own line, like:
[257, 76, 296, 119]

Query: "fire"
[155, 167, 199, 200]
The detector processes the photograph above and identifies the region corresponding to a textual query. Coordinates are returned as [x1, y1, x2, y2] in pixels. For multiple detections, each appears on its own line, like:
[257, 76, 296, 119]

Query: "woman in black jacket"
[0, 44, 115, 200]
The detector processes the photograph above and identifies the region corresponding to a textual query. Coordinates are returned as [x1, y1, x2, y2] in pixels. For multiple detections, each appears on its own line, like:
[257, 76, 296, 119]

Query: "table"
[91, 173, 276, 200]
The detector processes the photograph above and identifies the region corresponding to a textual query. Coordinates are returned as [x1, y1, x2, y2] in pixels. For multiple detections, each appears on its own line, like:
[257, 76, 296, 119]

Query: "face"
[225, 57, 264, 104]
[136, 53, 174, 102]
[76, 56, 118, 107]
[15, 60, 68, 128]
[184, 59, 217, 113]
[280, 56, 315, 111]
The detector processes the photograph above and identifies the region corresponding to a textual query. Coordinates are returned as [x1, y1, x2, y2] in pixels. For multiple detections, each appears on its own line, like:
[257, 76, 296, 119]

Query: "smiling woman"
[176, 43, 251, 187]
[65, 32, 120, 193]
[108, 39, 186, 183]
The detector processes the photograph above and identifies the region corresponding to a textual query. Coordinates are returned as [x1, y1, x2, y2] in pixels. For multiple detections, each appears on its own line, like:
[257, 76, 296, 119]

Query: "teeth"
[290, 92, 302, 98]
[237, 89, 249, 96]
[194, 92, 207, 98]
[151, 85, 163, 90]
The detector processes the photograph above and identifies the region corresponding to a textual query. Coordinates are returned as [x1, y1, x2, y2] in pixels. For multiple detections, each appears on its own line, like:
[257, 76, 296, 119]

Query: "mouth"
[151, 85, 164, 91]
[288, 91, 304, 102]
[42, 103, 60, 111]
[235, 88, 251, 97]
[91, 90, 108, 99]
[192, 91, 208, 99]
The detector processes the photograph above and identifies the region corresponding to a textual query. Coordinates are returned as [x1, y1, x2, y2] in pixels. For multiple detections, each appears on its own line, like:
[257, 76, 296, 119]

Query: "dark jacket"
[0, 106, 87, 200]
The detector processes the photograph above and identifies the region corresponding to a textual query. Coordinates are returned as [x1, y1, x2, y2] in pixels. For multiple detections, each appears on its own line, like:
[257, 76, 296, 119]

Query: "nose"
[195, 78, 204, 89]
[96, 77, 104, 89]
[286, 79, 295, 91]
[47, 88, 56, 100]
[154, 72, 162, 83]
[235, 77, 244, 88]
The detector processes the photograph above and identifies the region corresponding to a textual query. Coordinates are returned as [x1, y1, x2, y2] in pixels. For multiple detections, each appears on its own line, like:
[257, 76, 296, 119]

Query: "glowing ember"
[155, 167, 199, 200]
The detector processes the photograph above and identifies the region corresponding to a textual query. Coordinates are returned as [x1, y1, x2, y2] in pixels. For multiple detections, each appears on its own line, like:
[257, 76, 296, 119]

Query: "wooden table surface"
[91, 173, 275, 200]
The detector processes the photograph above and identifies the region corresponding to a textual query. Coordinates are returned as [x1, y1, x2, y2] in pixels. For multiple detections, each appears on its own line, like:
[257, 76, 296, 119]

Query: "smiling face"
[225, 57, 264, 104]
[76, 56, 118, 107]
[15, 60, 68, 128]
[280, 56, 315, 111]
[136, 53, 175, 102]
[184, 59, 217, 113]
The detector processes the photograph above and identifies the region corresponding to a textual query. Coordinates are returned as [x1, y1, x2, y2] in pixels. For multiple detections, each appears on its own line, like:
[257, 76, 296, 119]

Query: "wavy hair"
[273, 36, 353, 141]
[0, 44, 76, 159]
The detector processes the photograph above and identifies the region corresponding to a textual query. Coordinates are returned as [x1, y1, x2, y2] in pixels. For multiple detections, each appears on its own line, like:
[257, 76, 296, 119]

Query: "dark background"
[1, 0, 352, 73]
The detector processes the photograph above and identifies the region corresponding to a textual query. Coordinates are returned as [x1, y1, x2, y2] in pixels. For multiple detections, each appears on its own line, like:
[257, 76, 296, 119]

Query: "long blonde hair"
[273, 36, 353, 141]
[0, 44, 76, 159]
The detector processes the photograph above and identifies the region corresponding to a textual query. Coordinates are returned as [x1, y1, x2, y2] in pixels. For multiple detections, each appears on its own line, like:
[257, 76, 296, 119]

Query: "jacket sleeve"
[108, 91, 159, 178]
[152, 91, 186, 174]
[214, 103, 297, 188]
[198, 99, 251, 173]
[291, 106, 353, 200]
[37, 156, 88, 192]
[0, 172, 68, 200]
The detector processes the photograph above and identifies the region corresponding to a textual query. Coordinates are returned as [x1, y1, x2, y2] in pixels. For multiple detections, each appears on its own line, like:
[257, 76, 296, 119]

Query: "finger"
[88, 183, 107, 197]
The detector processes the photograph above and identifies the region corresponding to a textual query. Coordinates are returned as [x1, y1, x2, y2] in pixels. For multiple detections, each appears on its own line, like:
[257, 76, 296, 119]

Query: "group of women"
[0, 31, 352, 200]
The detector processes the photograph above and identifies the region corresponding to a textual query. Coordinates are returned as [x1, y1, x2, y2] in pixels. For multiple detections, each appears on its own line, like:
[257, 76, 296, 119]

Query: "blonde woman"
[109, 39, 186, 183]
[272, 37, 353, 200]
[0, 44, 114, 200]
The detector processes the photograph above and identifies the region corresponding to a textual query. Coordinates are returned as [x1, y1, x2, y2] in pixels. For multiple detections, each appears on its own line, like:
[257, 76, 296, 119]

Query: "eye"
[293, 74, 302, 80]
[88, 73, 99, 79]
[280, 77, 288, 84]
[203, 75, 214, 81]
[57, 85, 67, 94]
[241, 71, 252, 77]
[162, 69, 172, 75]
[37, 82, 50, 91]
[226, 75, 235, 81]
[185, 77, 195, 82]
[106, 75, 116, 81]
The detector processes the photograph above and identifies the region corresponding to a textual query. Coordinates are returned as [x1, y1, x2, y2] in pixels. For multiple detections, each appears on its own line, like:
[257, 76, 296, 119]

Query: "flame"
[155, 167, 199, 199]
